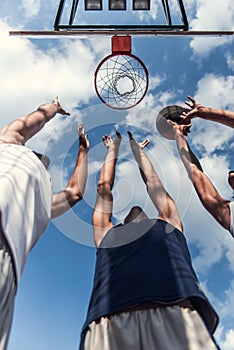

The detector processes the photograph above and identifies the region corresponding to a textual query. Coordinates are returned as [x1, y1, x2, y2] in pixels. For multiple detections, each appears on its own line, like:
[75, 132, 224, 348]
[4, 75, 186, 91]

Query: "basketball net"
[94, 36, 149, 110]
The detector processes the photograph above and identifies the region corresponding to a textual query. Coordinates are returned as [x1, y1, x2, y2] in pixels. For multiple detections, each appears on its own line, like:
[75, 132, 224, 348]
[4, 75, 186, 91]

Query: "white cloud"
[21, 0, 41, 19]
[225, 53, 234, 75]
[183, 0, 196, 12]
[225, 242, 234, 271]
[136, 0, 159, 22]
[185, 73, 234, 159]
[222, 330, 234, 350]
[189, 0, 234, 56]
[221, 280, 234, 319]
[185, 200, 228, 272]
[201, 155, 231, 196]
[191, 122, 233, 154]
[148, 74, 163, 92]
[0, 21, 108, 138]
[191, 0, 234, 30]
[125, 89, 179, 130]
[193, 73, 234, 109]
[217, 327, 234, 350]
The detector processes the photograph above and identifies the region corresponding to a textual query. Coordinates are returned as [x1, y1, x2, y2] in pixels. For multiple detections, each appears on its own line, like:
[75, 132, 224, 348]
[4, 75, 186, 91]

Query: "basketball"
[156, 105, 186, 140]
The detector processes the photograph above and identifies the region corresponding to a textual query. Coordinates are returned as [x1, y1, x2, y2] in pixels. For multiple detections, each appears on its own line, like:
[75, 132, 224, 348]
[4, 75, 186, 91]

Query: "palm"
[102, 132, 121, 149]
[127, 131, 150, 149]
[78, 123, 90, 150]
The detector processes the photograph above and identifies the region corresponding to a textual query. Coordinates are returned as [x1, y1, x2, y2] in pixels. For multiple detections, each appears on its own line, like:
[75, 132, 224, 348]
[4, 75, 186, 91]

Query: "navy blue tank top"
[81, 219, 218, 343]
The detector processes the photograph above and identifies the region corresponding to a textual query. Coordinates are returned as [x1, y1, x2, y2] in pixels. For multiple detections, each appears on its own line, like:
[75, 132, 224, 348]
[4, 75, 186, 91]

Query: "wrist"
[79, 145, 89, 153]
[195, 106, 206, 118]
[175, 129, 186, 139]
[107, 144, 120, 152]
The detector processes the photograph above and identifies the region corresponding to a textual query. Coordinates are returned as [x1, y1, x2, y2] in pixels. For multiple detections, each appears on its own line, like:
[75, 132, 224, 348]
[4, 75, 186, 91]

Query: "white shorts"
[0, 235, 16, 350]
[83, 305, 218, 350]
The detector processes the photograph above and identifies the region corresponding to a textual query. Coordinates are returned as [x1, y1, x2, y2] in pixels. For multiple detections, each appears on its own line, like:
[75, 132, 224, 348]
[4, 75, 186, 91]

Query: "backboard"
[9, 0, 234, 37]
[53, 0, 188, 34]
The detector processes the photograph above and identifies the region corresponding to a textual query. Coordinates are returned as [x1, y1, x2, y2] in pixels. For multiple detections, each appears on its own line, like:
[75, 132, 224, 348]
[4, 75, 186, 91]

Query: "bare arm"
[92, 132, 122, 247]
[51, 124, 89, 219]
[0, 97, 70, 145]
[128, 131, 183, 232]
[181, 96, 234, 128]
[169, 121, 231, 231]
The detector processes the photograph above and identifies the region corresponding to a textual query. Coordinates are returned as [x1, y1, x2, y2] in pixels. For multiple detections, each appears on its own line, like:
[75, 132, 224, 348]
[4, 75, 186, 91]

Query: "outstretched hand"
[127, 131, 150, 150]
[53, 97, 70, 116]
[167, 120, 191, 137]
[102, 131, 122, 150]
[78, 123, 90, 150]
[180, 95, 203, 122]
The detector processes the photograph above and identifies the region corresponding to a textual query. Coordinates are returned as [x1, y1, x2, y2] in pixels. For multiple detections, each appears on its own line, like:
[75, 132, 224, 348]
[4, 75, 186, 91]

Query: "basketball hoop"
[94, 36, 149, 110]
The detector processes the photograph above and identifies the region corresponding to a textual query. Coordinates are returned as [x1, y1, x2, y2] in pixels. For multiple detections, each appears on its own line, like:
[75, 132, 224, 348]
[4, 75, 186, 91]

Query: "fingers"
[77, 123, 84, 136]
[53, 96, 59, 104]
[181, 110, 190, 116]
[185, 95, 196, 109]
[127, 131, 150, 149]
[127, 131, 134, 140]
[167, 119, 176, 126]
[187, 95, 195, 103]
[102, 134, 111, 144]
[182, 124, 192, 136]
[77, 123, 89, 149]
[141, 139, 150, 148]
[185, 101, 193, 108]
[53, 97, 70, 115]
[101, 131, 150, 148]
[167, 119, 191, 136]
[116, 131, 122, 139]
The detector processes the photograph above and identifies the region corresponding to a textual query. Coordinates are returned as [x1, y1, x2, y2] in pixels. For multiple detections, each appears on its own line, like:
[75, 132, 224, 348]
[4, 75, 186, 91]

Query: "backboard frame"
[8, 0, 234, 37]
[9, 29, 234, 37]
[53, 0, 189, 32]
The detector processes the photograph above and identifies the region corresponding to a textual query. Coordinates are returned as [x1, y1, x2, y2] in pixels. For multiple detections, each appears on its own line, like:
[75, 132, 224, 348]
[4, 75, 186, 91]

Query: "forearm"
[174, 130, 230, 230]
[131, 140, 182, 230]
[51, 146, 88, 218]
[66, 146, 89, 199]
[130, 142, 151, 182]
[131, 142, 168, 204]
[98, 147, 119, 190]
[174, 131, 203, 180]
[196, 106, 234, 128]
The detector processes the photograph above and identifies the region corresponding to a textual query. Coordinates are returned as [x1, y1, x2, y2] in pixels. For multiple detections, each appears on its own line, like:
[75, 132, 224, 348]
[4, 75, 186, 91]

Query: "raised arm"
[181, 96, 234, 128]
[51, 123, 89, 219]
[169, 120, 231, 232]
[92, 132, 121, 247]
[0, 97, 70, 145]
[128, 131, 183, 232]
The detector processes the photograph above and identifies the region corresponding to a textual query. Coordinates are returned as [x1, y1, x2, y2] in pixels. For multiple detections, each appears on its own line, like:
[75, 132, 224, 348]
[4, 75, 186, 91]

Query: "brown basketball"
[156, 105, 185, 140]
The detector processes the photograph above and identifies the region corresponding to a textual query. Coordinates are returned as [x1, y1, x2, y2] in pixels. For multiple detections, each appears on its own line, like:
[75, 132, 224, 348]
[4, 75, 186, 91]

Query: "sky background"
[0, 0, 234, 349]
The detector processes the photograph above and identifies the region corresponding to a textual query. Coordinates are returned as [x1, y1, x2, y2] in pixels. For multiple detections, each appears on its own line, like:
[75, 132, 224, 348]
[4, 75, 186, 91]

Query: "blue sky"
[0, 0, 234, 349]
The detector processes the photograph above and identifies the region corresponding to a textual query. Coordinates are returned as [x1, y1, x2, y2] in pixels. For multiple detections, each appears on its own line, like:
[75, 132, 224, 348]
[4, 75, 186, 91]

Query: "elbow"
[97, 181, 111, 196]
[72, 190, 83, 204]
[65, 188, 83, 207]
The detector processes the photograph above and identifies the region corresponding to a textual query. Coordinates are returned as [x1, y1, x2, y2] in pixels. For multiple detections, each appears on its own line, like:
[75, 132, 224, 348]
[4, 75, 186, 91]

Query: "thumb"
[167, 119, 175, 126]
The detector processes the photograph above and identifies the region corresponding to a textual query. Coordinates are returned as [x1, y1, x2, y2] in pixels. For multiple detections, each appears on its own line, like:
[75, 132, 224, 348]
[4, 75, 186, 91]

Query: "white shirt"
[229, 201, 234, 237]
[0, 144, 52, 286]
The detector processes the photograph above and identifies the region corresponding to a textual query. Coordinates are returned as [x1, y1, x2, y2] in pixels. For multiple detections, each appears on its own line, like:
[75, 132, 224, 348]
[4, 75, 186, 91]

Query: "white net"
[94, 53, 148, 109]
